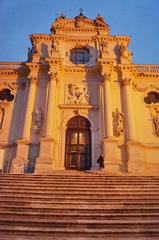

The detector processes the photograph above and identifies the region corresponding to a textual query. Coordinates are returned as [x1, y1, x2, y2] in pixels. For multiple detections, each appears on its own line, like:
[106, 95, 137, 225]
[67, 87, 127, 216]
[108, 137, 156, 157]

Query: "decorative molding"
[102, 73, 111, 82]
[121, 77, 132, 87]
[29, 76, 38, 85]
[133, 84, 159, 92]
[59, 104, 98, 110]
[48, 72, 58, 82]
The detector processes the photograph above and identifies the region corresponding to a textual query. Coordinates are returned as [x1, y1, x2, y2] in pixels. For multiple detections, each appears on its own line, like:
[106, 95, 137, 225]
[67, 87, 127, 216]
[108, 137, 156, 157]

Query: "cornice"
[118, 64, 159, 78]
[63, 66, 99, 74]
[0, 69, 19, 76]
[30, 34, 51, 43]
[59, 104, 98, 110]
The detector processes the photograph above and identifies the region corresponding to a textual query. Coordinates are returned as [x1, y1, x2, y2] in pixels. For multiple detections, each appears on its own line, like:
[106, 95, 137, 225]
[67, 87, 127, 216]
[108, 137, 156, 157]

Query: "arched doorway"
[65, 116, 91, 170]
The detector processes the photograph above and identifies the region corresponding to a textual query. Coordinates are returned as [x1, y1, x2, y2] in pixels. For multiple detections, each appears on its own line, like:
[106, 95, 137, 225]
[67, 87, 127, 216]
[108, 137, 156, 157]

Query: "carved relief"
[66, 83, 90, 104]
[112, 108, 124, 137]
[32, 108, 44, 134]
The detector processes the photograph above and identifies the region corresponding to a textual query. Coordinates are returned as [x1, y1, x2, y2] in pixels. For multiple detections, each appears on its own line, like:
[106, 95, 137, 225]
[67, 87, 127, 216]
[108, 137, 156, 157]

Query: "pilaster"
[11, 63, 39, 173]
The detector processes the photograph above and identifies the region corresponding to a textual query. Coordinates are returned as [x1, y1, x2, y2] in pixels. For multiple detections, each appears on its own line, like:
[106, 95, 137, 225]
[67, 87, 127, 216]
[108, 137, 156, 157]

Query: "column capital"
[28, 75, 38, 85]
[121, 77, 132, 87]
[48, 71, 58, 82]
[101, 73, 111, 82]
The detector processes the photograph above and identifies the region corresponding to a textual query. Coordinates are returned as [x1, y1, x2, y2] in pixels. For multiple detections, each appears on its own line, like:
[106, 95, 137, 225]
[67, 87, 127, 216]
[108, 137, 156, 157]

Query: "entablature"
[58, 104, 98, 110]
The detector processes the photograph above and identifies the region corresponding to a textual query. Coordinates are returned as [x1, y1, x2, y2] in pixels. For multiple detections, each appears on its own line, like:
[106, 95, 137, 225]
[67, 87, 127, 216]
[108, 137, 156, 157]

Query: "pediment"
[51, 14, 110, 34]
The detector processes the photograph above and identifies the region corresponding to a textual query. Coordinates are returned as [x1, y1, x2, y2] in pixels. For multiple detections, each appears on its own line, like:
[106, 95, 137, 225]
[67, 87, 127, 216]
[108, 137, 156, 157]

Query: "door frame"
[65, 116, 92, 170]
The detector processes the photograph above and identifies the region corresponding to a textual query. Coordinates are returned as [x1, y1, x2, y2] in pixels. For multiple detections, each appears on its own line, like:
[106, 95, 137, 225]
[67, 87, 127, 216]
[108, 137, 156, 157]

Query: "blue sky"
[0, 0, 159, 64]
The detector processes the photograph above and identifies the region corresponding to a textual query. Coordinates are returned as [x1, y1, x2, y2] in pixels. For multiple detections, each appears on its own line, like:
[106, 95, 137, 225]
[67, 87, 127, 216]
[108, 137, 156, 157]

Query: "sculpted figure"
[153, 111, 159, 137]
[119, 43, 132, 61]
[113, 108, 124, 137]
[33, 108, 43, 134]
[100, 40, 108, 52]
[0, 106, 5, 130]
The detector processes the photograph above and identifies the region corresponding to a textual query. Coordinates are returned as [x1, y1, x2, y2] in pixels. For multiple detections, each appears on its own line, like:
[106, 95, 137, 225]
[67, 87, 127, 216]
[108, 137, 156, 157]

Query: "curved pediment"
[51, 14, 110, 34]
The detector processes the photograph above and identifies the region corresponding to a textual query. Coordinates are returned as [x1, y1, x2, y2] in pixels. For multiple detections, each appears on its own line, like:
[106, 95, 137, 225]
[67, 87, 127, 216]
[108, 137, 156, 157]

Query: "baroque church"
[0, 13, 159, 175]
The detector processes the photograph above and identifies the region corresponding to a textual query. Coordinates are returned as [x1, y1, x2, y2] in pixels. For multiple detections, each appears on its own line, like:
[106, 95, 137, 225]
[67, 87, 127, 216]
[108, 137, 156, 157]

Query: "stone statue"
[0, 106, 5, 130]
[33, 108, 43, 134]
[119, 43, 132, 61]
[27, 47, 34, 61]
[100, 40, 108, 52]
[153, 111, 159, 137]
[113, 108, 124, 137]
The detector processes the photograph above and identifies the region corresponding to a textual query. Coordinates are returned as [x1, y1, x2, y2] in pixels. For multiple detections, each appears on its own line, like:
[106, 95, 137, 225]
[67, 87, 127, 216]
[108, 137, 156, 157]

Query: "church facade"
[0, 13, 159, 175]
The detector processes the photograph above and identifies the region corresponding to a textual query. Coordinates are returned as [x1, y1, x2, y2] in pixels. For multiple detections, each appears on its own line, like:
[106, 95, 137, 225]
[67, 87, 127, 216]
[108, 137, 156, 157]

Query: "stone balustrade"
[134, 64, 159, 72]
[0, 62, 23, 70]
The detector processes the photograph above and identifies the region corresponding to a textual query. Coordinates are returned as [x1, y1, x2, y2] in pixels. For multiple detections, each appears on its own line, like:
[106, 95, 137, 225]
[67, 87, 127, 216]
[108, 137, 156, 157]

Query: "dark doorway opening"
[65, 116, 91, 170]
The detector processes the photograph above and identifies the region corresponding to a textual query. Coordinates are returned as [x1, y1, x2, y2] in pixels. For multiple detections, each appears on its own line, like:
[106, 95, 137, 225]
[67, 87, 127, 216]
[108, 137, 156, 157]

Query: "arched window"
[70, 48, 90, 64]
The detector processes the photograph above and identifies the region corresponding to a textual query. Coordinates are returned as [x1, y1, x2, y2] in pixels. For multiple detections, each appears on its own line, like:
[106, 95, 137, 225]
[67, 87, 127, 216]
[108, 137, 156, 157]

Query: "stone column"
[45, 72, 57, 137]
[121, 77, 139, 173]
[103, 73, 113, 138]
[11, 75, 38, 173]
[102, 73, 119, 174]
[22, 77, 38, 139]
[121, 78, 136, 141]
[35, 71, 57, 174]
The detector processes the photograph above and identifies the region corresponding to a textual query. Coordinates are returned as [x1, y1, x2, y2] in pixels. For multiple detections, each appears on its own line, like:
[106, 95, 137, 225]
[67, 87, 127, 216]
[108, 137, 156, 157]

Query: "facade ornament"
[119, 43, 132, 61]
[27, 47, 34, 61]
[66, 83, 90, 104]
[0, 106, 5, 130]
[32, 108, 44, 134]
[29, 76, 38, 85]
[75, 10, 86, 28]
[103, 73, 111, 82]
[121, 77, 131, 87]
[49, 71, 58, 82]
[94, 14, 109, 29]
[152, 109, 159, 137]
[100, 40, 108, 52]
[144, 91, 159, 104]
[50, 40, 59, 55]
[112, 108, 124, 137]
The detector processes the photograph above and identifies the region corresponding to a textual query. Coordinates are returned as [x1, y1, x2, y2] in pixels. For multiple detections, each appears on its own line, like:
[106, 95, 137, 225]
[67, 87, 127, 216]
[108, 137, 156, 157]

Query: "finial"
[79, 8, 84, 16]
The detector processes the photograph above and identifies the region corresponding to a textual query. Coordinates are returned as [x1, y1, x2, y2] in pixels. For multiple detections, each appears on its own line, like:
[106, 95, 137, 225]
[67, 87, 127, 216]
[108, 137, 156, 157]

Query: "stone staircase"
[0, 173, 159, 239]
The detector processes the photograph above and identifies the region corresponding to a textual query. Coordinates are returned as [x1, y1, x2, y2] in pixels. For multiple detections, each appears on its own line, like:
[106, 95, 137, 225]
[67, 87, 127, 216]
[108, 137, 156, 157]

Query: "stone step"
[1, 196, 159, 203]
[0, 182, 159, 191]
[1, 210, 159, 220]
[0, 174, 158, 239]
[0, 198, 159, 206]
[1, 194, 159, 201]
[0, 225, 158, 238]
[0, 218, 159, 229]
[0, 204, 159, 212]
